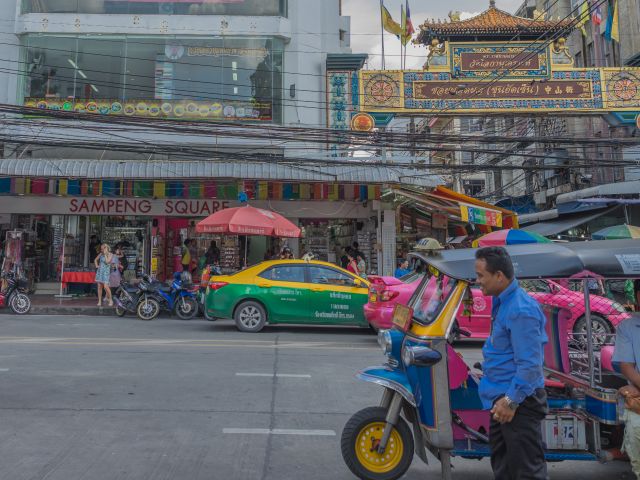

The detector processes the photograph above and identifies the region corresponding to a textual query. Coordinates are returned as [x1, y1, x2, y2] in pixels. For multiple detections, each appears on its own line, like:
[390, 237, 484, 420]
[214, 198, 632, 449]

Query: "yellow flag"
[611, 0, 620, 42]
[381, 4, 403, 37]
[576, 1, 589, 37]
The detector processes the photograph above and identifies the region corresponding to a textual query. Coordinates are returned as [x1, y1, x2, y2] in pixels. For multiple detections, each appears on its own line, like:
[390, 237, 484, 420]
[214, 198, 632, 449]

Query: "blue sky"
[342, 0, 524, 68]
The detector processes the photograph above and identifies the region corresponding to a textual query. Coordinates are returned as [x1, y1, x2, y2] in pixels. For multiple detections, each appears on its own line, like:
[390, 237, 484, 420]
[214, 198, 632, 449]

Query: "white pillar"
[381, 210, 396, 277]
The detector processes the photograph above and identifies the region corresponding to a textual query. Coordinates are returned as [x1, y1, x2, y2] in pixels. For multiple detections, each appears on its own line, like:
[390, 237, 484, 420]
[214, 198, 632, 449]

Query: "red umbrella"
[196, 205, 301, 238]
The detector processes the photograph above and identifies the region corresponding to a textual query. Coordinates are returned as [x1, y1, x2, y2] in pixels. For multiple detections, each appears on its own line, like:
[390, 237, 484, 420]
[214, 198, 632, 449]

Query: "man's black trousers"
[489, 388, 549, 480]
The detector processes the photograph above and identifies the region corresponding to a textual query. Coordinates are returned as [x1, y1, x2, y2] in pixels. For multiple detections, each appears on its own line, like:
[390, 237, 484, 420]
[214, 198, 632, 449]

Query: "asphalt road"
[0, 313, 633, 480]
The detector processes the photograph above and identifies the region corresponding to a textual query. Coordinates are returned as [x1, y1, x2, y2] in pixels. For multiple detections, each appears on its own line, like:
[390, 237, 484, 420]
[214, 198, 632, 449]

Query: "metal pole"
[583, 278, 595, 388]
[55, 216, 72, 298]
[380, 0, 386, 70]
[440, 450, 453, 480]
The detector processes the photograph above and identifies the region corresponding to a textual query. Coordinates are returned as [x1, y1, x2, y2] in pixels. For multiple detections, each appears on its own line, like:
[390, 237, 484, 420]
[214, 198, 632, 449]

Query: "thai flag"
[592, 3, 603, 26]
[405, 0, 415, 37]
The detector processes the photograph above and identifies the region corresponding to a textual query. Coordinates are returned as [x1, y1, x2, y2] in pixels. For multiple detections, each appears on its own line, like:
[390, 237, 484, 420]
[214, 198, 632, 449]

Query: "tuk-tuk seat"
[543, 305, 573, 375]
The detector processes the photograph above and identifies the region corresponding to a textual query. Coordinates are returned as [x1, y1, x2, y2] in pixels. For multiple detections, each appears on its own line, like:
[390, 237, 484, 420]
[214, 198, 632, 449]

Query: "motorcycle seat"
[159, 286, 173, 293]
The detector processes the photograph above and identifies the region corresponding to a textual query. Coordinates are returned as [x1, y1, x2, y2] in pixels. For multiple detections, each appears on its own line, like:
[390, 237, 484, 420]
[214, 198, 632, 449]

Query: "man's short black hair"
[475, 246, 514, 280]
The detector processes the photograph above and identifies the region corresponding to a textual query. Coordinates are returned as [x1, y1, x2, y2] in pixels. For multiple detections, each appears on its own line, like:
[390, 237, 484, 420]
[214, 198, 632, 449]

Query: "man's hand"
[491, 397, 516, 424]
[619, 384, 640, 398]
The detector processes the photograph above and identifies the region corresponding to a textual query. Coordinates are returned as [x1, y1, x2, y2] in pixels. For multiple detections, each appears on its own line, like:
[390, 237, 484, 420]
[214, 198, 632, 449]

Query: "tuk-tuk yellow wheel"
[341, 406, 414, 480]
[355, 422, 403, 473]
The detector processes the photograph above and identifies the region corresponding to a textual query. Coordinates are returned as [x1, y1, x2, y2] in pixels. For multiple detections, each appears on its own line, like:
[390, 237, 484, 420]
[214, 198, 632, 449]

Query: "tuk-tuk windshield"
[412, 274, 455, 326]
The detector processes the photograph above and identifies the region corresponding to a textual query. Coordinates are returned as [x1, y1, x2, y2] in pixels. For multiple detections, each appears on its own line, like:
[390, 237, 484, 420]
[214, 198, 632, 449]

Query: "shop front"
[0, 195, 379, 287]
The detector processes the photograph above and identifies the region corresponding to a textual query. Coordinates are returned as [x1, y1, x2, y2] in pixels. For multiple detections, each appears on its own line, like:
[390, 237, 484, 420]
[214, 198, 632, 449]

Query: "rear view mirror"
[353, 278, 363, 287]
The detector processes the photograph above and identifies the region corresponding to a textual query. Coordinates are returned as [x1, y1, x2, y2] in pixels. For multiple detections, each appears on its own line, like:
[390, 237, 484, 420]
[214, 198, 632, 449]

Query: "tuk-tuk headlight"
[402, 346, 414, 366]
[378, 330, 392, 355]
[402, 345, 442, 367]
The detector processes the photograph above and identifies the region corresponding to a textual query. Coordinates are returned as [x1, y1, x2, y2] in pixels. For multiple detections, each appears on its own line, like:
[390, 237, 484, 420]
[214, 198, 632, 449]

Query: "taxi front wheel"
[341, 406, 414, 480]
[234, 301, 267, 333]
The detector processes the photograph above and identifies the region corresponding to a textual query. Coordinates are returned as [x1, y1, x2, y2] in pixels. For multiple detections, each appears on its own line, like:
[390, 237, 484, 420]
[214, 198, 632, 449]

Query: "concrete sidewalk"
[11, 296, 118, 316]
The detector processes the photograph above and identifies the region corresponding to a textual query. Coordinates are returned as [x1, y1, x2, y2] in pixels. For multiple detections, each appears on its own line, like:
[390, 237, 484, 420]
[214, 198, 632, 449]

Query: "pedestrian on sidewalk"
[94, 244, 114, 307]
[475, 246, 548, 480]
[181, 239, 192, 272]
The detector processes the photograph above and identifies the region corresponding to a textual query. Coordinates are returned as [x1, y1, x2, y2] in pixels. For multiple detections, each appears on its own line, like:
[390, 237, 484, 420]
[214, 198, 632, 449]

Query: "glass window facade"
[23, 35, 283, 123]
[22, 0, 286, 16]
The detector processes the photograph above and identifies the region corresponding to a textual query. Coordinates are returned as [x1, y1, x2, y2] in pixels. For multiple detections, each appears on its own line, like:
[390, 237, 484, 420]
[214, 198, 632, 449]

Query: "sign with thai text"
[460, 204, 502, 228]
[451, 44, 549, 79]
[460, 52, 540, 71]
[414, 80, 592, 101]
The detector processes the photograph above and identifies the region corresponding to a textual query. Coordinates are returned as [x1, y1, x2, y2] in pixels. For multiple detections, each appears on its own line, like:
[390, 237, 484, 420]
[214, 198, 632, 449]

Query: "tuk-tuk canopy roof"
[409, 240, 640, 281]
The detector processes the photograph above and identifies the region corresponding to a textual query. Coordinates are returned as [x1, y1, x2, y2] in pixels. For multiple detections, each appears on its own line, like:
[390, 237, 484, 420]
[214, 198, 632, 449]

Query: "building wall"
[0, 0, 350, 157]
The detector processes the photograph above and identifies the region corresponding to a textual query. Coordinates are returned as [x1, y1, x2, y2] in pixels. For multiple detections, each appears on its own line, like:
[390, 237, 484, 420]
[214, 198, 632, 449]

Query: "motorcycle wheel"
[175, 296, 198, 320]
[341, 406, 414, 480]
[9, 292, 31, 315]
[115, 303, 127, 317]
[137, 297, 160, 321]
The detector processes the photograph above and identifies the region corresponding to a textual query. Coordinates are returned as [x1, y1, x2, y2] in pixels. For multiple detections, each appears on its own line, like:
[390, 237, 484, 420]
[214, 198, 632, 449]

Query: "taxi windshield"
[412, 274, 455, 326]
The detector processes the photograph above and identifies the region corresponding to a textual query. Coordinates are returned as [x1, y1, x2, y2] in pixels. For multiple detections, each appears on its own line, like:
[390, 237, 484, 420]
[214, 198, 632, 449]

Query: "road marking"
[223, 428, 335, 436]
[235, 373, 311, 378]
[0, 369, 9, 372]
[0, 336, 375, 351]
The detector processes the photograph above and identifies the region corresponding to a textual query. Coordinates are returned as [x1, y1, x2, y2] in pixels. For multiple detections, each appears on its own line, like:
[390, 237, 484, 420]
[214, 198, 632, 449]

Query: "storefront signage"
[24, 98, 272, 122]
[187, 47, 268, 58]
[432, 213, 448, 230]
[2, 197, 233, 217]
[460, 204, 502, 228]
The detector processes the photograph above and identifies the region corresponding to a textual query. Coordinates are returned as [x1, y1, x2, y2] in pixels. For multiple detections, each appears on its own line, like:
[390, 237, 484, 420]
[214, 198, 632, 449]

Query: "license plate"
[392, 304, 413, 331]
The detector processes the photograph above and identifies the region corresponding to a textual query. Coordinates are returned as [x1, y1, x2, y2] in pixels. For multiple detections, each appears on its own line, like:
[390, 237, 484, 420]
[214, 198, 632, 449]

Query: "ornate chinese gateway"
[329, 2, 640, 117]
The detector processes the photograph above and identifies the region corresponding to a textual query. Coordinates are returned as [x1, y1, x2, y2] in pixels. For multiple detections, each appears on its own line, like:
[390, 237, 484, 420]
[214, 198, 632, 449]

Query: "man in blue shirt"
[475, 246, 548, 479]
[612, 313, 640, 477]
[394, 260, 411, 279]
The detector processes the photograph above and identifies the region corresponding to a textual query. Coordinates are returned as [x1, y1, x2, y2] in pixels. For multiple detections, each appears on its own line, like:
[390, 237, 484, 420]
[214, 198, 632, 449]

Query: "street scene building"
[0, 2, 639, 479]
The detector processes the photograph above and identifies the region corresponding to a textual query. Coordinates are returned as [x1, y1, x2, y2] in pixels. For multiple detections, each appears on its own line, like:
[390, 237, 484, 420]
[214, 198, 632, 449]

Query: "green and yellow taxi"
[204, 259, 370, 332]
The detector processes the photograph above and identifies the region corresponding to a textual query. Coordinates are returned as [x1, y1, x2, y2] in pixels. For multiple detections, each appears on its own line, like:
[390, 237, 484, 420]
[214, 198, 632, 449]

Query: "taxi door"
[305, 265, 369, 326]
[255, 264, 311, 324]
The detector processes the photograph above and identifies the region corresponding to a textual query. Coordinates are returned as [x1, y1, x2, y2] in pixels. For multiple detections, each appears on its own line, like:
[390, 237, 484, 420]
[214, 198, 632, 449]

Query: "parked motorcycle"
[113, 279, 146, 317]
[136, 272, 199, 321]
[136, 274, 164, 321]
[0, 270, 31, 315]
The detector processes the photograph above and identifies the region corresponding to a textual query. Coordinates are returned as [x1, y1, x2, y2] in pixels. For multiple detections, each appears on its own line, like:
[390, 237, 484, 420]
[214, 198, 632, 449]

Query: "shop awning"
[555, 180, 640, 205]
[0, 158, 442, 188]
[521, 207, 618, 236]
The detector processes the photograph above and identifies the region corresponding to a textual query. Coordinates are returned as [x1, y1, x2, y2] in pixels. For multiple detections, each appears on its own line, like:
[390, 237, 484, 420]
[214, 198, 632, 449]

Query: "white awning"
[0, 158, 442, 188]
[556, 180, 640, 204]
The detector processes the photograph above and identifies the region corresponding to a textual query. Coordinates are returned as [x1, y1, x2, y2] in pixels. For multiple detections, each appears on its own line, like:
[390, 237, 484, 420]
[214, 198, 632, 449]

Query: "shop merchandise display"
[302, 223, 330, 262]
[101, 221, 145, 277]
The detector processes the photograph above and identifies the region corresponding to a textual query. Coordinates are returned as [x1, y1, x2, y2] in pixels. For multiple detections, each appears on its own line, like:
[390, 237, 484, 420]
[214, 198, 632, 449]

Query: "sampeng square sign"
[352, 42, 640, 115]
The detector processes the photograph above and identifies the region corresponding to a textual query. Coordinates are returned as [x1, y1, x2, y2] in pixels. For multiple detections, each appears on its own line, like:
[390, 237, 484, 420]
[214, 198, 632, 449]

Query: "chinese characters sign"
[460, 204, 502, 227]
